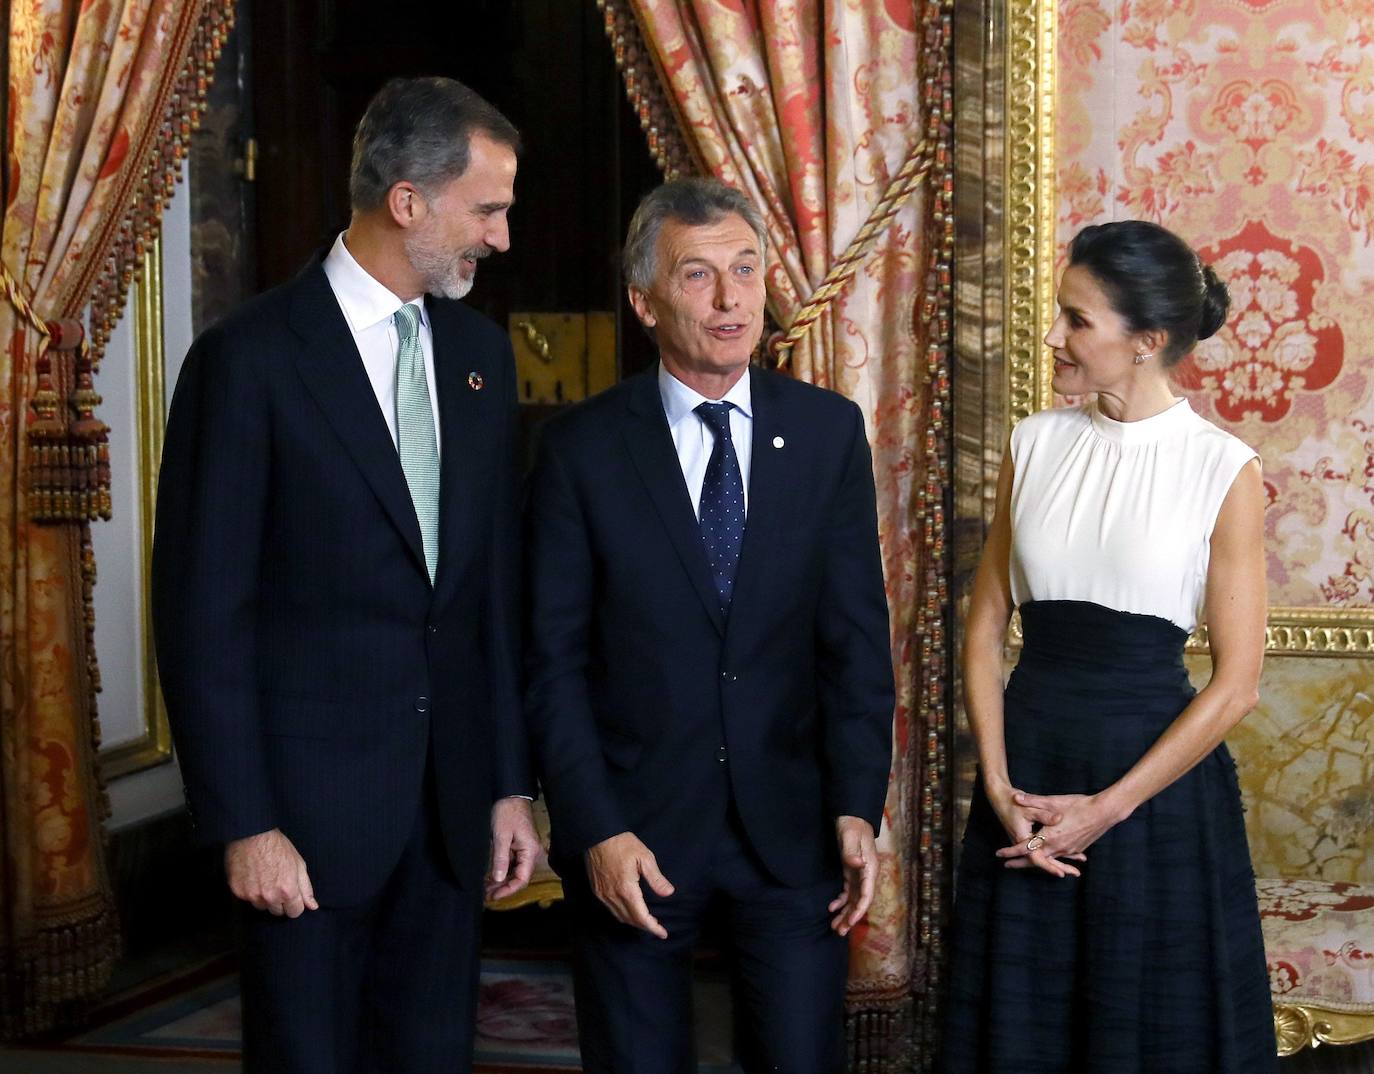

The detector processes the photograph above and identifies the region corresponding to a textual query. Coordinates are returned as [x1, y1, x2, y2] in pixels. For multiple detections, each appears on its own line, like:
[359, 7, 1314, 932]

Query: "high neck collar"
[1089, 396, 1192, 445]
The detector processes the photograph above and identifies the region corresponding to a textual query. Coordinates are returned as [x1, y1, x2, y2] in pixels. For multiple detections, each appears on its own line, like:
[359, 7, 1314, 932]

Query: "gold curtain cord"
[770, 138, 933, 369]
[0, 257, 88, 351]
[0, 257, 53, 343]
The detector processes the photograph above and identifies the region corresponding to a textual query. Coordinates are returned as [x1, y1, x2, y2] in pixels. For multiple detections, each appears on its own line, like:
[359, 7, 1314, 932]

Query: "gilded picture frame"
[1002, 0, 1374, 658]
[99, 240, 174, 778]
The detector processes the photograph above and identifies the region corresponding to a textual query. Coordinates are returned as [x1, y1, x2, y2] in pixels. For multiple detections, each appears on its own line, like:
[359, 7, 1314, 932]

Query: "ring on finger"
[1025, 834, 1046, 852]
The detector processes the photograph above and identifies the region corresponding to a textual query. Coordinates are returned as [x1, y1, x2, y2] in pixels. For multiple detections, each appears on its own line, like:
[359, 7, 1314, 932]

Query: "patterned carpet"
[0, 956, 741, 1073]
[7, 955, 1368, 1072]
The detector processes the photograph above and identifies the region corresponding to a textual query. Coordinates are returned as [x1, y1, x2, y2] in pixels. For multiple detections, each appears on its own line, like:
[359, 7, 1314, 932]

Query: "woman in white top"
[939, 221, 1276, 1073]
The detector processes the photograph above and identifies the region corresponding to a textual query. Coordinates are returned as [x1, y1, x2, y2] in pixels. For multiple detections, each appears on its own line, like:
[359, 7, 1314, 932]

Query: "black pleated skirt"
[939, 601, 1276, 1074]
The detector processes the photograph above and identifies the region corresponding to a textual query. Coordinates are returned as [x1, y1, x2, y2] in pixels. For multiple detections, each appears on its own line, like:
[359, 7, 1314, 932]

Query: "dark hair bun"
[1197, 264, 1229, 341]
[1068, 220, 1231, 364]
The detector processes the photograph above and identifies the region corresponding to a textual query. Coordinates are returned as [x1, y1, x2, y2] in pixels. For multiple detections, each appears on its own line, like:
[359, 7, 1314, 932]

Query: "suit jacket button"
[427, 623, 439, 634]
[717, 745, 728, 763]
[720, 670, 738, 682]
[414, 696, 430, 713]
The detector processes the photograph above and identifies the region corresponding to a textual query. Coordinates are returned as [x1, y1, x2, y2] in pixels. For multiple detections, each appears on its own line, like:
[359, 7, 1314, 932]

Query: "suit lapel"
[623, 371, 726, 636]
[429, 299, 485, 609]
[731, 368, 787, 617]
[287, 262, 428, 577]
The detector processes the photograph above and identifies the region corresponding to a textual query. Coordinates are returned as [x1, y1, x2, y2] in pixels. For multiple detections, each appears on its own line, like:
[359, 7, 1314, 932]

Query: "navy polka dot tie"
[695, 401, 746, 612]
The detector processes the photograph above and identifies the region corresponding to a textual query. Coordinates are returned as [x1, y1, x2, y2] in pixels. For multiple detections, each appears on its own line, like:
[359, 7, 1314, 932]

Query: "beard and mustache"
[404, 224, 490, 300]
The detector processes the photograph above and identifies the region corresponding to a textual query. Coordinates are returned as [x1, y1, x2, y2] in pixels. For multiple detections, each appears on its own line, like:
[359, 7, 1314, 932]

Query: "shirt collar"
[657, 362, 753, 428]
[322, 232, 429, 334]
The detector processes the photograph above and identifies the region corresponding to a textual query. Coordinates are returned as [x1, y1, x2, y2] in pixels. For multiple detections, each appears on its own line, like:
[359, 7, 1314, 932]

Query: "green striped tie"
[394, 303, 439, 583]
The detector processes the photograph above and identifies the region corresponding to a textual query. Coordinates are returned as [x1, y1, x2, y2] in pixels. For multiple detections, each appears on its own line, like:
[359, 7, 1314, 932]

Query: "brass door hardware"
[509, 312, 616, 404]
[233, 137, 258, 182]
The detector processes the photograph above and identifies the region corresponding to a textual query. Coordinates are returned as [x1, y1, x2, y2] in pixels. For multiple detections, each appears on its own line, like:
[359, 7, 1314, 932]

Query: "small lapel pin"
[772, 435, 785, 449]
[467, 371, 485, 391]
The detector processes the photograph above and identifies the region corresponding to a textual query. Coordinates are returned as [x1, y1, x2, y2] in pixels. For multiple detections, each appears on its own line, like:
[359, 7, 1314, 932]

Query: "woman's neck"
[1093, 379, 1180, 423]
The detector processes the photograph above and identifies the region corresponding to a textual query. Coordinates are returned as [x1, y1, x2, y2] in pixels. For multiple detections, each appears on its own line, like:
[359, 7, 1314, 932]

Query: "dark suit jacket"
[151, 254, 532, 904]
[525, 367, 894, 888]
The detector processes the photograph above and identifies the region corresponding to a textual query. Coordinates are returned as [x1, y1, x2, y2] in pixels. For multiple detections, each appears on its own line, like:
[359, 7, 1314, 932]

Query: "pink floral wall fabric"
[1057, 1, 1374, 608]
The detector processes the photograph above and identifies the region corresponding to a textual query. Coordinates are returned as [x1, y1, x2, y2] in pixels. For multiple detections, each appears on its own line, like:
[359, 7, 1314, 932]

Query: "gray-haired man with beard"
[152, 77, 539, 1073]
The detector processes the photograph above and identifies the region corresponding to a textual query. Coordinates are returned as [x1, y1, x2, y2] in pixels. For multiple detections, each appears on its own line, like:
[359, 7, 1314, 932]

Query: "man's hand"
[225, 828, 318, 918]
[487, 797, 542, 901]
[829, 816, 878, 937]
[585, 832, 674, 939]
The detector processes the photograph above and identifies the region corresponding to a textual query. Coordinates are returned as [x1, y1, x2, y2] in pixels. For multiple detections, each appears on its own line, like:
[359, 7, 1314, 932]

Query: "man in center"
[525, 178, 895, 1072]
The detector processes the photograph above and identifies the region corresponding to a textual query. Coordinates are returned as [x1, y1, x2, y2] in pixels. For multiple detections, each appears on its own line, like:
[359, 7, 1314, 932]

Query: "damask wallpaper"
[1057, 0, 1373, 608]
[1056, 0, 1374, 880]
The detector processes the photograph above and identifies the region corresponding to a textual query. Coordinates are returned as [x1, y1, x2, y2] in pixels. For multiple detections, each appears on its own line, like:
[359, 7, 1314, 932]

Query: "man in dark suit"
[525, 178, 895, 1073]
[151, 77, 538, 1074]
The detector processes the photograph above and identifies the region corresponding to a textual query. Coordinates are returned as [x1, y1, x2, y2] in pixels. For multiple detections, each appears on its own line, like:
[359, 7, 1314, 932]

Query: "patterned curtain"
[597, 2, 954, 1068]
[1, 0, 234, 1037]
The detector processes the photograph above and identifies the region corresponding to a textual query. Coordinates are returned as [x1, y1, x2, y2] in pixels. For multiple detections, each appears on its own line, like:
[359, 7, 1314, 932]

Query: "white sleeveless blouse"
[1008, 399, 1258, 634]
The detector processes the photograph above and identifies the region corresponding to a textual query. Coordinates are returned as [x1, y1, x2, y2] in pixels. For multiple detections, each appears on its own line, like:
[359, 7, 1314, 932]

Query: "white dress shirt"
[658, 363, 753, 519]
[322, 232, 442, 454]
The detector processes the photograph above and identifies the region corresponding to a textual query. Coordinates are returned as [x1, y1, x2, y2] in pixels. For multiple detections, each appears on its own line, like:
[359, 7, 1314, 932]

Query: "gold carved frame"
[1002, 0, 1374, 657]
[1273, 1003, 1374, 1056]
[99, 240, 174, 778]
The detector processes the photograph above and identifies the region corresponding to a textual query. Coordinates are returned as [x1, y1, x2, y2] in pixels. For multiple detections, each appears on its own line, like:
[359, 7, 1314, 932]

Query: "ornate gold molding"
[100, 240, 173, 779]
[1002, 0, 1374, 657]
[1004, 0, 1056, 425]
[1274, 1002, 1374, 1056]
[1194, 608, 1374, 657]
[1012, 605, 1374, 657]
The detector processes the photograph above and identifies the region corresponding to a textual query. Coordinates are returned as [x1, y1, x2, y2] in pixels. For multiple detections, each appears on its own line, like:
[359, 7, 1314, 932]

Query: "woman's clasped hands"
[999, 790, 1131, 876]
[986, 779, 1125, 878]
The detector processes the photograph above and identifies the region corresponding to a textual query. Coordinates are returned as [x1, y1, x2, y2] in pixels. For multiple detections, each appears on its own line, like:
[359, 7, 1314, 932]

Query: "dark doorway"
[249, 0, 663, 381]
